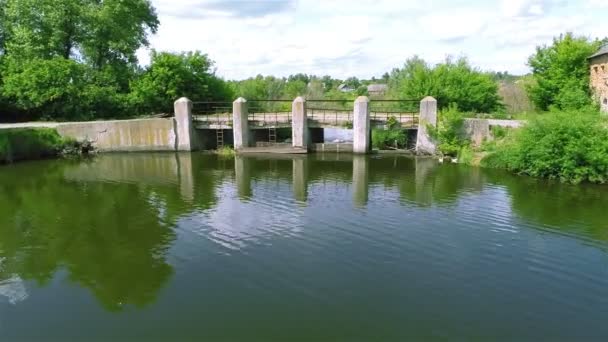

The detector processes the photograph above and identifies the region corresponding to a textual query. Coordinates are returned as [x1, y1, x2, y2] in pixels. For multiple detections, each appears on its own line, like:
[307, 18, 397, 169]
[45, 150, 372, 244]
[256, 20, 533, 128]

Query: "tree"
[1, 56, 122, 120]
[0, 0, 160, 120]
[80, 0, 159, 75]
[287, 73, 309, 84]
[344, 76, 361, 89]
[389, 56, 502, 113]
[1, 0, 87, 60]
[284, 79, 307, 98]
[129, 51, 233, 114]
[527, 33, 601, 111]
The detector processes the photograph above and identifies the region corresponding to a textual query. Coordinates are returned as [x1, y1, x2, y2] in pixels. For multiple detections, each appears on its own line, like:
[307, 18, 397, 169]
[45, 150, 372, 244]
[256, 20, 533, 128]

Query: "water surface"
[1, 153, 608, 340]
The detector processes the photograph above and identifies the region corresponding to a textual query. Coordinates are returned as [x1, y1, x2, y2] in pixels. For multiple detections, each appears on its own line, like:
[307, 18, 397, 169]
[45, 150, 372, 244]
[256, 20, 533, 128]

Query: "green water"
[1, 153, 608, 340]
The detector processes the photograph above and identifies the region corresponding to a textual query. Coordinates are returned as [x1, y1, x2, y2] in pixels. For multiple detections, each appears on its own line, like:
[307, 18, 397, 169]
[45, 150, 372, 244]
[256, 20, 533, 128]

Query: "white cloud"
[139, 0, 605, 79]
[420, 10, 490, 42]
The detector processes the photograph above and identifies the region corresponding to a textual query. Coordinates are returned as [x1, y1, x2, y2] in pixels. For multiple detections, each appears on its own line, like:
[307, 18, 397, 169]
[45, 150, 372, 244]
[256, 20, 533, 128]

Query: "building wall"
[56, 118, 177, 152]
[590, 54, 608, 113]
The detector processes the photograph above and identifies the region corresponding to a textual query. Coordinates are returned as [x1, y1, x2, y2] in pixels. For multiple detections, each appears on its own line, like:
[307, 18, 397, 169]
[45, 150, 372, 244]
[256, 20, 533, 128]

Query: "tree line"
[0, 0, 605, 122]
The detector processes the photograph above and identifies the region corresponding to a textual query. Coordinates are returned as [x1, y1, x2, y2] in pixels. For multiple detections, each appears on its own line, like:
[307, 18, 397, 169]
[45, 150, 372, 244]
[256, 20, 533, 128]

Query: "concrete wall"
[56, 118, 177, 152]
[590, 54, 608, 113]
[463, 118, 525, 146]
[311, 143, 354, 153]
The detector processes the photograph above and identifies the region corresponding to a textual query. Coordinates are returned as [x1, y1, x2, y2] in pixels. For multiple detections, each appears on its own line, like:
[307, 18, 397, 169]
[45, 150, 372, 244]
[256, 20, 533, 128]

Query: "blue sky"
[139, 0, 607, 80]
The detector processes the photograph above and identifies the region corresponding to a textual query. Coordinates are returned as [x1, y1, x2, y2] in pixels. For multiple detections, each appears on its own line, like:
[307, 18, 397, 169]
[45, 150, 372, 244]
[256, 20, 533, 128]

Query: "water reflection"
[1, 152, 607, 316]
[0, 160, 176, 311]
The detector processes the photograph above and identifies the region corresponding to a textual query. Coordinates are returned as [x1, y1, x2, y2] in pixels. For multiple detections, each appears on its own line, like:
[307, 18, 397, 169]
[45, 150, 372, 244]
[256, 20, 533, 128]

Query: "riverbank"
[0, 128, 69, 163]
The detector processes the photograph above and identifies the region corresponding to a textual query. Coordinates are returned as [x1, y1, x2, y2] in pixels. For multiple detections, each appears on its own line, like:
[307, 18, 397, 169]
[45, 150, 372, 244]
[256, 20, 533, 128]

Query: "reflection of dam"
[61, 152, 495, 209]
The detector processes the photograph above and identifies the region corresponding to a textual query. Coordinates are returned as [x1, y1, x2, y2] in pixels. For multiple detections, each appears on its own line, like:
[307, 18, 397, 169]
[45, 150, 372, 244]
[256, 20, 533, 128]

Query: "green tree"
[389, 56, 502, 113]
[527, 33, 601, 111]
[344, 76, 361, 89]
[284, 79, 307, 98]
[129, 51, 233, 114]
[1, 56, 122, 120]
[0, 0, 160, 120]
[80, 0, 159, 87]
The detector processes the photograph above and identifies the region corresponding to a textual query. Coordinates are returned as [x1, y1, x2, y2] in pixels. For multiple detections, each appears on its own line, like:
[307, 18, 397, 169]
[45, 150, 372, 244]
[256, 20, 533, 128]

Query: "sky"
[138, 0, 608, 80]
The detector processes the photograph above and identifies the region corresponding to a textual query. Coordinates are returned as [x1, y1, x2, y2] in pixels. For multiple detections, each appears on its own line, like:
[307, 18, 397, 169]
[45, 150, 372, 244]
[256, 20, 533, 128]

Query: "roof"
[589, 44, 608, 60]
[367, 84, 388, 92]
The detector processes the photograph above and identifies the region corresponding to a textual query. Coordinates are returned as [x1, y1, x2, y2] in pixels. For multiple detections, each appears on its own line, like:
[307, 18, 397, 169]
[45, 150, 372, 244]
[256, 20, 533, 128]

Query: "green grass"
[0, 128, 68, 163]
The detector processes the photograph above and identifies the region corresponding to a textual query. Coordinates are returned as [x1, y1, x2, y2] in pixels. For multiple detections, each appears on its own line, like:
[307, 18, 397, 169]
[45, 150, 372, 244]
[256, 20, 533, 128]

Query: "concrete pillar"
[174, 97, 196, 151]
[292, 158, 308, 203]
[235, 156, 252, 200]
[416, 96, 438, 155]
[292, 97, 308, 150]
[353, 96, 371, 154]
[414, 157, 436, 206]
[176, 153, 194, 202]
[352, 155, 369, 207]
[233, 97, 249, 150]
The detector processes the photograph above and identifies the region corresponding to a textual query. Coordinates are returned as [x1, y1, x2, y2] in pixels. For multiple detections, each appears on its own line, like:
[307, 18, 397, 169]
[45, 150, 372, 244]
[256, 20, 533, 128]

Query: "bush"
[481, 110, 608, 184]
[372, 129, 407, 150]
[429, 106, 470, 156]
[0, 128, 67, 163]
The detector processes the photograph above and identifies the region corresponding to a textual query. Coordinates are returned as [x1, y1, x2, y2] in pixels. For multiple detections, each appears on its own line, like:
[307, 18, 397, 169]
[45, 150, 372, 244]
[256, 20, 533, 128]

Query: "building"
[337, 84, 355, 93]
[589, 44, 608, 113]
[367, 84, 388, 96]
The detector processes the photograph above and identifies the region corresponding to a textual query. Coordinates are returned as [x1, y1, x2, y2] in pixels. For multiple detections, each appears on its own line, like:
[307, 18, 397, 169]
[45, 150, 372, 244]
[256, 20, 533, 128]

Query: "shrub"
[429, 105, 470, 156]
[481, 110, 608, 184]
[372, 129, 407, 150]
[216, 146, 235, 157]
[0, 128, 67, 163]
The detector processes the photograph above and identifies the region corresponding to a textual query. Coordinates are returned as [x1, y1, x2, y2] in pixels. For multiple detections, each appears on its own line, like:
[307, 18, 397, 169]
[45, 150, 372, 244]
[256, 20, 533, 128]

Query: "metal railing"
[248, 100, 292, 127]
[369, 100, 420, 128]
[307, 108, 353, 126]
[192, 101, 233, 126]
[190, 99, 421, 128]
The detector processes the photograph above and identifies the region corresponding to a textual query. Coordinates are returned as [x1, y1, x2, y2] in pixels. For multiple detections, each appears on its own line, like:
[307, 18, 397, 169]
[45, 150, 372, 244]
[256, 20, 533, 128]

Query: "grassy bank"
[0, 128, 70, 163]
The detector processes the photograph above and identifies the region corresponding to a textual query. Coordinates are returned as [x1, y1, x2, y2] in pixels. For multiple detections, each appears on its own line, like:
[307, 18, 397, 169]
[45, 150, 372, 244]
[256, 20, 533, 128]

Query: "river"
[0, 153, 607, 340]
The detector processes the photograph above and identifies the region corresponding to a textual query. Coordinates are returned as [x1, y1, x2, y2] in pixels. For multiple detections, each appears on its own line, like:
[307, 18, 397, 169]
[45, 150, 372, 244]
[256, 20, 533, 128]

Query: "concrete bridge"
[175, 96, 438, 154]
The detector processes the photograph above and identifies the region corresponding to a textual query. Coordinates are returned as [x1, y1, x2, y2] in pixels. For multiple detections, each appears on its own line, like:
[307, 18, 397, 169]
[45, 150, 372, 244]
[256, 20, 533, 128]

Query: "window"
[604, 98, 608, 105]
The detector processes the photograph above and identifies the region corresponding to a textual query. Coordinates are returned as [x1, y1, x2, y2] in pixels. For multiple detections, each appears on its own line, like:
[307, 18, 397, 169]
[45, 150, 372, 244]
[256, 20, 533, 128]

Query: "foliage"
[1, 57, 124, 120]
[527, 33, 601, 111]
[386, 116, 399, 130]
[216, 146, 236, 157]
[428, 106, 470, 156]
[482, 110, 608, 184]
[389, 56, 502, 113]
[129, 51, 233, 114]
[457, 145, 474, 165]
[0, 0, 159, 121]
[372, 129, 407, 150]
[0, 128, 67, 162]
